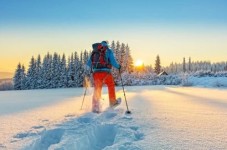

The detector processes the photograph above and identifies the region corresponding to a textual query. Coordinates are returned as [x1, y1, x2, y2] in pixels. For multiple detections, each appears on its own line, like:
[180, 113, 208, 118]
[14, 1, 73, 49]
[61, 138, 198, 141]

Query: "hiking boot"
[110, 98, 121, 108]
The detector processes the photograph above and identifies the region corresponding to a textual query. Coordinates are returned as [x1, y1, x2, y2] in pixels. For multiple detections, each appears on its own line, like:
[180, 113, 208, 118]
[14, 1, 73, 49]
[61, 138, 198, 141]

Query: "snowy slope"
[0, 86, 227, 150]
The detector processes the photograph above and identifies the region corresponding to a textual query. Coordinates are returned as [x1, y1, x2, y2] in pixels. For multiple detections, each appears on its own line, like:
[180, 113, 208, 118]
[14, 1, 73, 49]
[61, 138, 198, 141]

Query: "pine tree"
[82, 50, 89, 64]
[75, 51, 83, 87]
[154, 55, 161, 74]
[120, 43, 126, 72]
[125, 44, 134, 73]
[183, 57, 186, 73]
[77, 51, 85, 87]
[188, 57, 191, 72]
[21, 65, 26, 89]
[110, 41, 116, 52]
[26, 56, 37, 89]
[115, 41, 121, 62]
[59, 54, 68, 88]
[175, 63, 178, 73]
[36, 54, 42, 88]
[13, 63, 22, 90]
[110, 41, 119, 82]
[170, 62, 174, 73]
[82, 50, 90, 77]
[51, 52, 61, 88]
[41, 53, 52, 89]
[67, 53, 75, 87]
[225, 62, 227, 71]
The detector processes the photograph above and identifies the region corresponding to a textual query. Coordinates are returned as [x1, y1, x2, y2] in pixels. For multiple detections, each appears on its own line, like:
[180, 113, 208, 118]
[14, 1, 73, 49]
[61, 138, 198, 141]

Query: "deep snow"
[0, 84, 227, 149]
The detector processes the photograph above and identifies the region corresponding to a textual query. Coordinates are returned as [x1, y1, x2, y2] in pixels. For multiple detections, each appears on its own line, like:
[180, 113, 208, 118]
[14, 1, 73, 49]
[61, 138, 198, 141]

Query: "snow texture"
[0, 83, 227, 149]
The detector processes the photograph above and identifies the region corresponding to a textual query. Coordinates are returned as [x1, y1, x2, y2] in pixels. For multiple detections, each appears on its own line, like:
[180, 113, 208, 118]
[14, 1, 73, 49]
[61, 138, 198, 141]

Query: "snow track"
[26, 109, 144, 150]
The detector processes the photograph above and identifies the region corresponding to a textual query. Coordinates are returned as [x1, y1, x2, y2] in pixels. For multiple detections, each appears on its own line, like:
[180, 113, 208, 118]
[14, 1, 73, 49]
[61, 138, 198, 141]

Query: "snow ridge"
[23, 108, 144, 150]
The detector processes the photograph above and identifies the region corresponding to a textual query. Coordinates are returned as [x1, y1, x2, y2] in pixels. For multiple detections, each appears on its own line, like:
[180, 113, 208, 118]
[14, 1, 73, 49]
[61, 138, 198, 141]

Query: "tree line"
[138, 55, 227, 75]
[164, 57, 227, 74]
[13, 41, 134, 90]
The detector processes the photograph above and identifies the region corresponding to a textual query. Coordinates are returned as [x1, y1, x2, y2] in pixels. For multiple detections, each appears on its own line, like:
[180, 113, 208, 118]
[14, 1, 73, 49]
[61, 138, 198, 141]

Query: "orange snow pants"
[93, 72, 116, 105]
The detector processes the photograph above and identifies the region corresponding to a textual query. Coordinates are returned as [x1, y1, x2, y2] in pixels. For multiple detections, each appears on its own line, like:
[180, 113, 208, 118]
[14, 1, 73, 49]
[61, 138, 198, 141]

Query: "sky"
[0, 0, 227, 73]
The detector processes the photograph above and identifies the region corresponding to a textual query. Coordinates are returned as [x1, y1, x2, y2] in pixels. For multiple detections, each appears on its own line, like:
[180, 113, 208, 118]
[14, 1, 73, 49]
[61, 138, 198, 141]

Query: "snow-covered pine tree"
[13, 63, 23, 90]
[41, 53, 52, 89]
[110, 41, 116, 53]
[110, 41, 119, 82]
[155, 55, 161, 74]
[83, 50, 90, 77]
[36, 54, 42, 89]
[74, 52, 83, 87]
[26, 56, 37, 89]
[51, 52, 61, 88]
[115, 41, 121, 63]
[77, 51, 85, 87]
[125, 44, 134, 73]
[40, 54, 47, 89]
[20, 65, 26, 89]
[82, 50, 88, 64]
[59, 54, 68, 88]
[183, 57, 186, 73]
[224, 62, 227, 71]
[188, 57, 191, 72]
[67, 53, 75, 87]
[120, 43, 126, 72]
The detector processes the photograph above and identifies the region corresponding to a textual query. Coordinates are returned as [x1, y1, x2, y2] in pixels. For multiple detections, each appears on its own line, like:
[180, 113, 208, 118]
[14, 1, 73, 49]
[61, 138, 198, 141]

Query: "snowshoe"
[92, 98, 101, 113]
[110, 98, 121, 109]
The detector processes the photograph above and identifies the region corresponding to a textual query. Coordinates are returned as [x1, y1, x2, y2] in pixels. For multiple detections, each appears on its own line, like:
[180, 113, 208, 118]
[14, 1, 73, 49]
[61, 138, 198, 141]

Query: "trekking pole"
[80, 75, 90, 110]
[119, 69, 131, 114]
[80, 86, 87, 110]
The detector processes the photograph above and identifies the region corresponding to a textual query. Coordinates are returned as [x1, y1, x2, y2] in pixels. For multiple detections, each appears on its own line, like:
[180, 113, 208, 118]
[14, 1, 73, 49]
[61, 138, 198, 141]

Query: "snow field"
[130, 86, 227, 149]
[0, 88, 93, 149]
[0, 85, 227, 149]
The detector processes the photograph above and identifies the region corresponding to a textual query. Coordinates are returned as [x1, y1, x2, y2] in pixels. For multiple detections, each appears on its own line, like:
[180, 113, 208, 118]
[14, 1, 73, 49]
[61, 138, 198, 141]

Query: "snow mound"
[26, 109, 144, 150]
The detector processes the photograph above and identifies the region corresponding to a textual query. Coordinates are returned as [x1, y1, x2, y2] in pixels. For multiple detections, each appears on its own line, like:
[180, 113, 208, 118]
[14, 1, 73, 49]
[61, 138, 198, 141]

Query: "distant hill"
[0, 72, 13, 79]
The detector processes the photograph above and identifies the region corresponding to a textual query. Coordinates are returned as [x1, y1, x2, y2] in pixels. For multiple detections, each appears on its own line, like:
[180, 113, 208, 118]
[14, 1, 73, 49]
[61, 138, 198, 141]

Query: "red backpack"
[91, 43, 112, 69]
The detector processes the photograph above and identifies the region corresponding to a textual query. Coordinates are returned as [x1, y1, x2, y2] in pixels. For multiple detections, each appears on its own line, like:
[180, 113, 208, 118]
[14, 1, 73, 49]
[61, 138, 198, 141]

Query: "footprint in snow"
[31, 128, 65, 150]
[0, 144, 5, 148]
[41, 119, 49, 122]
[130, 126, 139, 131]
[134, 132, 144, 141]
[65, 114, 76, 118]
[77, 116, 93, 124]
[13, 131, 36, 139]
[103, 111, 118, 119]
[32, 125, 44, 129]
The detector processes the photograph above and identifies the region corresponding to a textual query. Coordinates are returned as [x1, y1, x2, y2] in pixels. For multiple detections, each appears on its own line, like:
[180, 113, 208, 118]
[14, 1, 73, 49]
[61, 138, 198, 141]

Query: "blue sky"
[1, 0, 227, 72]
[1, 0, 227, 26]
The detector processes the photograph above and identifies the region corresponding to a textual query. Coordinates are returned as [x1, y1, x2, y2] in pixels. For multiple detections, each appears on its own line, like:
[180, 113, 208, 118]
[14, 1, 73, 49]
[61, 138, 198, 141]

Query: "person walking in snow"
[87, 41, 121, 113]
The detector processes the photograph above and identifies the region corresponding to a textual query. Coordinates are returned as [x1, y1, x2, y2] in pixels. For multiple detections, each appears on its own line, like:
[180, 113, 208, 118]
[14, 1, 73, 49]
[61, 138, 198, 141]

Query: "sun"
[135, 59, 143, 67]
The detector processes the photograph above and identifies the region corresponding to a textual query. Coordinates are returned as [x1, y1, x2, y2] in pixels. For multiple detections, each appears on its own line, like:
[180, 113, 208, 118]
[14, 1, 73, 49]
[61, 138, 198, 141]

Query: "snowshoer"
[87, 41, 121, 113]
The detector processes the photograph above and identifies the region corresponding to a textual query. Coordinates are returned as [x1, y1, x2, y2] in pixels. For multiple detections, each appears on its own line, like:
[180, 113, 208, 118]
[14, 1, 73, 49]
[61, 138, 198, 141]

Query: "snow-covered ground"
[0, 85, 227, 149]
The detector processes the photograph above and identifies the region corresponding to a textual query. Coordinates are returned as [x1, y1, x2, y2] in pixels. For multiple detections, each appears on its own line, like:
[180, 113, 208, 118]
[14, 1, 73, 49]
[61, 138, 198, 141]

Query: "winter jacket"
[87, 48, 120, 73]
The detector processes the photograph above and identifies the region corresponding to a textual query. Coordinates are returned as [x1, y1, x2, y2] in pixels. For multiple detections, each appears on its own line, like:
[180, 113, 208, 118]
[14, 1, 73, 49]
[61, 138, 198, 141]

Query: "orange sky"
[1, 25, 227, 73]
